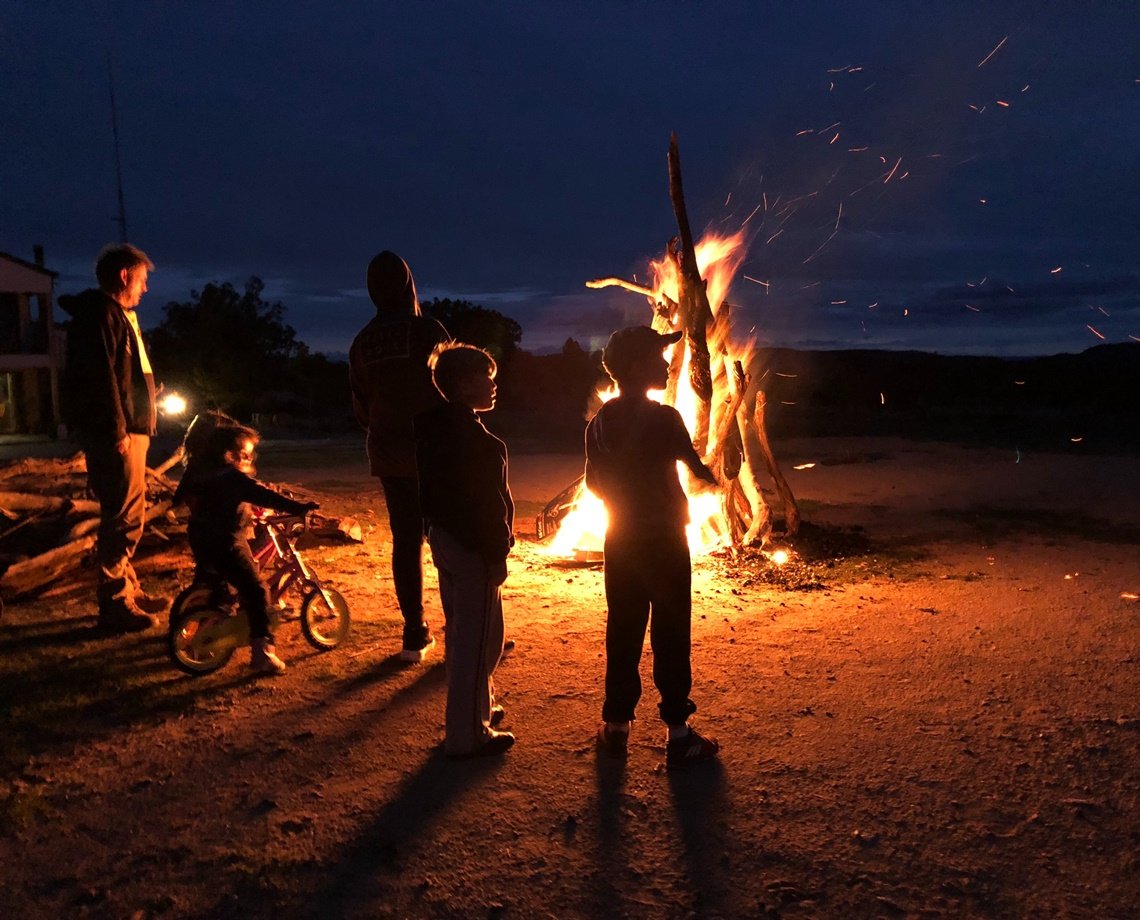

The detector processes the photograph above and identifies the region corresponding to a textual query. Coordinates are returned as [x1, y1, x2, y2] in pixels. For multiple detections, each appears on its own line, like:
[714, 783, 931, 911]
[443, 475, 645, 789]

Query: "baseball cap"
[602, 325, 683, 381]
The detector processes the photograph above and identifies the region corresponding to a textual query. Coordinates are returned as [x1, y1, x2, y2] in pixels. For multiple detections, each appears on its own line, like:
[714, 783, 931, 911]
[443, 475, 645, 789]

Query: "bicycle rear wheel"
[169, 605, 242, 674]
[300, 587, 350, 650]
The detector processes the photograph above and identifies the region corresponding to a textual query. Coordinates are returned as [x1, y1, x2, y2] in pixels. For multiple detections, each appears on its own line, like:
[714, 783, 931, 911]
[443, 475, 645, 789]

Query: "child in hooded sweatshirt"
[174, 412, 317, 675]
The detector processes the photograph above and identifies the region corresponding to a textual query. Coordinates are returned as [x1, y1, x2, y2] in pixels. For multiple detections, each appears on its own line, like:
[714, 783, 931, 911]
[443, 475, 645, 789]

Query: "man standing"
[349, 251, 450, 661]
[59, 243, 167, 632]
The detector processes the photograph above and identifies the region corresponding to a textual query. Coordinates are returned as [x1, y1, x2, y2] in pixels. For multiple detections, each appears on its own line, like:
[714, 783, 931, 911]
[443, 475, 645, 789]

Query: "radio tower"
[108, 54, 129, 243]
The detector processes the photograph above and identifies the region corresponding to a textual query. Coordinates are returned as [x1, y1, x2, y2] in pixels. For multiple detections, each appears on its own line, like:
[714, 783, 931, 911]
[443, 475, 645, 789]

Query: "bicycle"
[168, 510, 350, 674]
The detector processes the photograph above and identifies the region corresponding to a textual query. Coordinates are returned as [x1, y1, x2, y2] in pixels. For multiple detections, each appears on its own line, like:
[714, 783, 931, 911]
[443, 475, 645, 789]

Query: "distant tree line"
[144, 278, 605, 436]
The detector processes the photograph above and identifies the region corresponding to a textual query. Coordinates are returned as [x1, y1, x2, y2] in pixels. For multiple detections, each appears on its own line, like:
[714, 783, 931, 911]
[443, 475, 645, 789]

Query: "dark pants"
[602, 531, 696, 727]
[84, 433, 148, 613]
[379, 475, 428, 642]
[191, 536, 272, 640]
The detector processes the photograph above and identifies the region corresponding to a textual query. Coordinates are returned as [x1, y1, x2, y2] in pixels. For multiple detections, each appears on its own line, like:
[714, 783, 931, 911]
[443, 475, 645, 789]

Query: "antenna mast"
[107, 55, 129, 242]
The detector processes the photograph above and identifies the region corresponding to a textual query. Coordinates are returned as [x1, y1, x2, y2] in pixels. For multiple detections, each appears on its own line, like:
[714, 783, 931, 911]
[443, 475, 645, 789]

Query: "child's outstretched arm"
[678, 441, 718, 488]
[235, 472, 318, 517]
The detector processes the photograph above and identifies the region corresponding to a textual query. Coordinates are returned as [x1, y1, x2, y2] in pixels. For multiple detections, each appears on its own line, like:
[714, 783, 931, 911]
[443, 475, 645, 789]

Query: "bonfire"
[541, 135, 799, 559]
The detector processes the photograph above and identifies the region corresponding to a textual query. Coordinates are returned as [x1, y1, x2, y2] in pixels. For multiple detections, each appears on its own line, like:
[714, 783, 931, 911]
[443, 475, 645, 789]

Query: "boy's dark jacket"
[415, 402, 514, 564]
[58, 288, 155, 442]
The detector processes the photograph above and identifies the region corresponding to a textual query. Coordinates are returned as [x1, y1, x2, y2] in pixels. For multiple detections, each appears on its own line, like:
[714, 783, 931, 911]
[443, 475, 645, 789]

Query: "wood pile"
[0, 453, 180, 604]
[0, 452, 363, 609]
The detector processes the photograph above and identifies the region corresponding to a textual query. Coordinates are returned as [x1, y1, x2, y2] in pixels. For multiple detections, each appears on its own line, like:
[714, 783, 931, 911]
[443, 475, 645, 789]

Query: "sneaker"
[97, 603, 157, 634]
[400, 633, 436, 663]
[665, 727, 720, 770]
[132, 592, 170, 614]
[250, 638, 287, 675]
[596, 723, 630, 759]
[447, 730, 515, 760]
[490, 705, 506, 728]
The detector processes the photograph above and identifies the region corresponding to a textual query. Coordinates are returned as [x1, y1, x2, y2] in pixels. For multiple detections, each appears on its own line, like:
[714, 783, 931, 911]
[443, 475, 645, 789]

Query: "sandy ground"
[1, 436, 1139, 919]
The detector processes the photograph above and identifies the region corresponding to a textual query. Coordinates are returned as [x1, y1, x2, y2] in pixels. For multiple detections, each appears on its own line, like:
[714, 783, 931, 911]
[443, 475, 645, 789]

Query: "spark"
[826, 64, 853, 73]
[1070, 437, 1084, 443]
[1051, 266, 1062, 274]
[780, 400, 796, 406]
[834, 202, 843, 230]
[743, 275, 770, 292]
[741, 200, 765, 227]
[829, 81, 835, 91]
[980, 198, 988, 204]
[1086, 324, 1106, 340]
[1122, 593, 1140, 602]
[880, 393, 886, 405]
[1021, 84, 1030, 92]
[966, 304, 981, 312]
[977, 35, 1009, 68]
[903, 308, 909, 317]
[899, 171, 909, 180]
[1014, 380, 1025, 385]
[830, 131, 840, 144]
[831, 300, 848, 305]
[763, 192, 769, 210]
[1097, 306, 1111, 316]
[996, 100, 1011, 107]
[802, 227, 840, 265]
[792, 462, 816, 470]
[795, 128, 813, 137]
[848, 146, 869, 152]
[775, 372, 798, 378]
[770, 549, 790, 565]
[765, 229, 784, 245]
[883, 157, 902, 183]
[1130, 335, 1140, 343]
[724, 192, 732, 207]
[867, 302, 878, 309]
[818, 121, 841, 135]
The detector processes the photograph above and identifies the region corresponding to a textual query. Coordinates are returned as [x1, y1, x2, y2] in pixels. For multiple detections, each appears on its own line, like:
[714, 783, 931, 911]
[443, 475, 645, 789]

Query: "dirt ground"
[2, 436, 1138, 919]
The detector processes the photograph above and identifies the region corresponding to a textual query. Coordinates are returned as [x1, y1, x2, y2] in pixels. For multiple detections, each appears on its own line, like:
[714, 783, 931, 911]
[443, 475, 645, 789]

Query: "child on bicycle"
[174, 412, 318, 675]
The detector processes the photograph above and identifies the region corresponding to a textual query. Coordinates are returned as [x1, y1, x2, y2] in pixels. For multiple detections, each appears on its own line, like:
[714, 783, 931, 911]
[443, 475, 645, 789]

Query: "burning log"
[668, 134, 715, 454]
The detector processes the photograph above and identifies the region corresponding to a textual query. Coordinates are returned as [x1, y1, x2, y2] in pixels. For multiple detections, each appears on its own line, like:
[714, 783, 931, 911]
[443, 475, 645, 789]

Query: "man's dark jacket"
[58, 288, 155, 443]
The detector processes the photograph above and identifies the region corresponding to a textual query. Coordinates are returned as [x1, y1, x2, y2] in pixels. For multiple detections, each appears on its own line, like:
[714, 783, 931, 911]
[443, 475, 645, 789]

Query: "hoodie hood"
[58, 287, 116, 321]
[366, 251, 419, 317]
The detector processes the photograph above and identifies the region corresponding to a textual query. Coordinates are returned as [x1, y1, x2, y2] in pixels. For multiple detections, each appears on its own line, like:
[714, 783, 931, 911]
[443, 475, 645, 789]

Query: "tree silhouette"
[423, 298, 522, 363]
[148, 277, 308, 418]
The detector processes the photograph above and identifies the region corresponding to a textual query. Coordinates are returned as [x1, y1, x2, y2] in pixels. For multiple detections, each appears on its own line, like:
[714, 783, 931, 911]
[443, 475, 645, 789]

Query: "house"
[0, 248, 63, 436]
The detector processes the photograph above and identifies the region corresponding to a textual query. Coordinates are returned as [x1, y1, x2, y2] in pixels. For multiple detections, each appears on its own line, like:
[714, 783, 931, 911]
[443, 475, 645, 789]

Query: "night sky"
[4, 2, 1137, 357]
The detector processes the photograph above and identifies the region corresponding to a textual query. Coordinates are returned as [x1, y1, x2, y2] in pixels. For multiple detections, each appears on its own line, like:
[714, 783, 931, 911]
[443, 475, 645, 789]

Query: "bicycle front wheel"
[300, 587, 350, 650]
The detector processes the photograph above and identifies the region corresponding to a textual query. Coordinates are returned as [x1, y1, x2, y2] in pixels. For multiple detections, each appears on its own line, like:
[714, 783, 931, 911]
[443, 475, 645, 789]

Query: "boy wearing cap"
[586, 325, 721, 768]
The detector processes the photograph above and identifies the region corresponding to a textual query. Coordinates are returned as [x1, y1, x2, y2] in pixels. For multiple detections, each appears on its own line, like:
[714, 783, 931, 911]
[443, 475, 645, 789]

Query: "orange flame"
[546, 230, 750, 557]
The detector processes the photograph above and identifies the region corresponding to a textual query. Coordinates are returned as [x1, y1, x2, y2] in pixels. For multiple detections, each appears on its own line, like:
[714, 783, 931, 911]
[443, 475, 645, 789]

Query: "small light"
[160, 392, 187, 416]
[771, 549, 790, 566]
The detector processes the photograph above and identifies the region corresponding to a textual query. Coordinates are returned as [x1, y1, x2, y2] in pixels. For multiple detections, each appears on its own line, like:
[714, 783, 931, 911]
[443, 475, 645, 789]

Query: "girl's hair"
[429, 342, 497, 400]
[182, 411, 259, 468]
